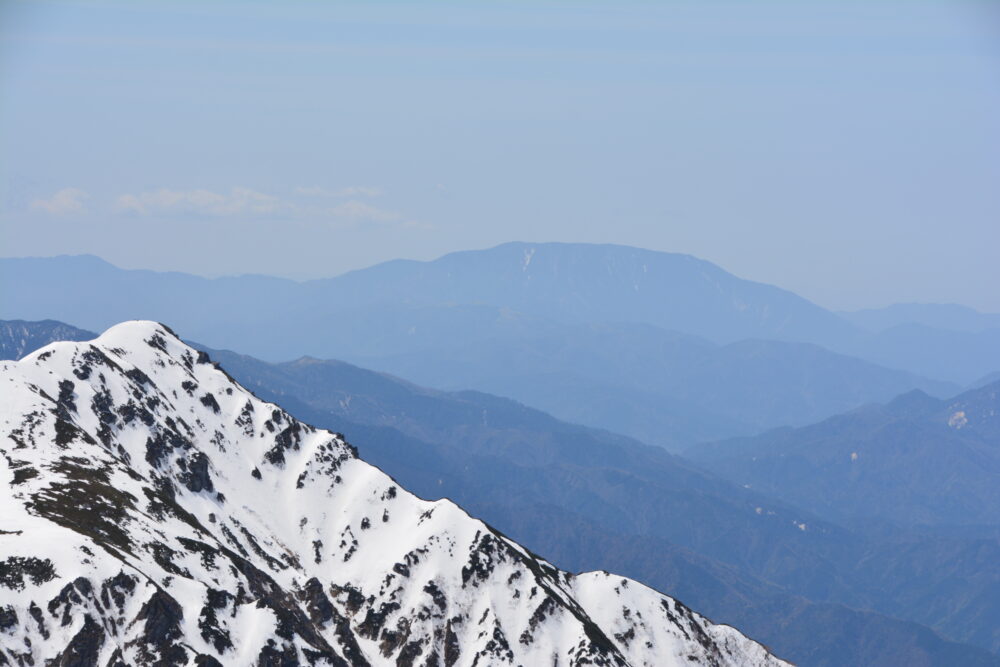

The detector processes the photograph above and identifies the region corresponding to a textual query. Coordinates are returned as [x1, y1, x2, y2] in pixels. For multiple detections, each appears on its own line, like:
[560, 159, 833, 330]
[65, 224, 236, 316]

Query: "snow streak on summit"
[0, 321, 787, 666]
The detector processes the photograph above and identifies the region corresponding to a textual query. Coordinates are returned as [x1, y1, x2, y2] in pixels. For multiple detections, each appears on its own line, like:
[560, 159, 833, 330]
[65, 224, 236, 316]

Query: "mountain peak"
[885, 388, 942, 417]
[0, 322, 787, 665]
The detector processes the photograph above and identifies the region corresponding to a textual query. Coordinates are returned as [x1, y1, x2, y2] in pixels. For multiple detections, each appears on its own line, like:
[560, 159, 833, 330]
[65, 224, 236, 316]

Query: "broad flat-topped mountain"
[319, 242, 857, 346]
[5, 245, 998, 391]
[4, 246, 997, 387]
[0, 243, 854, 359]
[0, 321, 787, 666]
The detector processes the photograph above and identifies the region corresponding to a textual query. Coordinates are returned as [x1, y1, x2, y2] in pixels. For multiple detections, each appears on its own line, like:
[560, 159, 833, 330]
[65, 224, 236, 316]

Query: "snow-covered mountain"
[0, 321, 787, 666]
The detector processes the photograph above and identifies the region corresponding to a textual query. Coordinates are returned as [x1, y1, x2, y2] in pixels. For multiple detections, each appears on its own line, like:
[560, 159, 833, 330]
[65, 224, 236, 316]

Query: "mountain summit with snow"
[0, 321, 787, 666]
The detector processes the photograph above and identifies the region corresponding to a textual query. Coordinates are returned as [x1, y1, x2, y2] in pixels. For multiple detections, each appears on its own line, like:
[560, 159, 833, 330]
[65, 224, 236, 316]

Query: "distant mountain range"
[362, 322, 957, 449]
[5, 319, 999, 666]
[2, 244, 994, 382]
[691, 382, 1000, 654]
[5, 243, 997, 449]
[841, 303, 1000, 334]
[690, 382, 1000, 528]
[0, 243, 854, 354]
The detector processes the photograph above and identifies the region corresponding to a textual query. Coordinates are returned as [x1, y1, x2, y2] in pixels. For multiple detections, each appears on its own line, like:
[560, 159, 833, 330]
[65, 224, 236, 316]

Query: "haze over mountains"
[0, 244, 856, 352]
[4, 319, 1000, 666]
[2, 244, 995, 372]
[367, 323, 955, 449]
[4, 243, 997, 448]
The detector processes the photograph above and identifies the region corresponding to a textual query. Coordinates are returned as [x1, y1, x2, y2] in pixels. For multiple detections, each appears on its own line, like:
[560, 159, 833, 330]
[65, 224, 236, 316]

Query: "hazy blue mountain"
[689, 376, 1000, 656]
[844, 323, 1000, 385]
[835, 305, 1000, 384]
[690, 382, 1000, 529]
[5, 318, 999, 663]
[0, 254, 571, 361]
[842, 302, 1000, 334]
[0, 319, 96, 360]
[6, 250, 968, 448]
[4, 246, 997, 389]
[0, 243, 859, 357]
[0, 254, 303, 359]
[849, 524, 1000, 656]
[364, 322, 958, 449]
[970, 370, 1000, 390]
[316, 242, 861, 346]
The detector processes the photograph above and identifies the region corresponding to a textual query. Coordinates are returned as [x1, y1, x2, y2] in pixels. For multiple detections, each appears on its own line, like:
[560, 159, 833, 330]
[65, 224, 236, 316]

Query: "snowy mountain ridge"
[0, 321, 787, 666]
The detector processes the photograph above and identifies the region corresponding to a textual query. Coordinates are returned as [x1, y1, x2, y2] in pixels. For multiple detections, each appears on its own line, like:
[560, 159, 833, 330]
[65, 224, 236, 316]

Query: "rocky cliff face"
[0, 321, 786, 666]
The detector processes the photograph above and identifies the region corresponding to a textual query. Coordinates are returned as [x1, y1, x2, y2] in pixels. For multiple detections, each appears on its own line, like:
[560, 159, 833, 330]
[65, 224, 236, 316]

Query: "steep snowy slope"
[0, 321, 787, 666]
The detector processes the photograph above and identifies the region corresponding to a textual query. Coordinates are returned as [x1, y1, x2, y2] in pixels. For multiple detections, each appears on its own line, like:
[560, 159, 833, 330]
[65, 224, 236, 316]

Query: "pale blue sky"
[2, 0, 999, 311]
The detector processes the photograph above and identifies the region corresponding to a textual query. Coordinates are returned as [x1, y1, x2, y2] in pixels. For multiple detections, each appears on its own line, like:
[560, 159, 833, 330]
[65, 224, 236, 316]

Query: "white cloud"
[294, 185, 383, 198]
[114, 187, 282, 217]
[30, 188, 89, 215]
